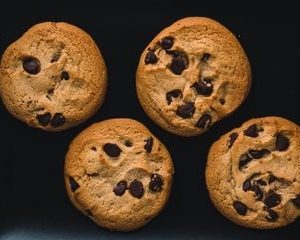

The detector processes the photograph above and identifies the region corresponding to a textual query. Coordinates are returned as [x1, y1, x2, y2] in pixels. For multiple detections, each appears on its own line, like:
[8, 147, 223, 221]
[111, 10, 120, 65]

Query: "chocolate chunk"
[268, 175, 277, 184]
[69, 177, 80, 192]
[36, 112, 51, 126]
[228, 132, 238, 148]
[239, 154, 252, 170]
[166, 89, 182, 105]
[168, 50, 189, 75]
[50, 113, 66, 127]
[195, 114, 212, 129]
[145, 50, 158, 64]
[192, 78, 213, 96]
[276, 133, 290, 151]
[233, 201, 247, 216]
[176, 102, 195, 118]
[129, 179, 144, 199]
[22, 57, 41, 74]
[125, 140, 133, 147]
[144, 137, 154, 153]
[264, 191, 281, 208]
[243, 179, 252, 191]
[292, 195, 300, 208]
[113, 180, 128, 196]
[264, 207, 279, 222]
[161, 36, 174, 49]
[244, 124, 259, 137]
[251, 185, 263, 201]
[219, 98, 225, 105]
[201, 53, 211, 62]
[249, 149, 270, 159]
[257, 179, 267, 186]
[149, 174, 163, 192]
[103, 143, 122, 157]
[61, 71, 69, 80]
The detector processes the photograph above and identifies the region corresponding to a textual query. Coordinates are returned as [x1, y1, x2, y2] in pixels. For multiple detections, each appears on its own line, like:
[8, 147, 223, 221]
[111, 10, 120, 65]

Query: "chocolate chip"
[176, 102, 195, 118]
[248, 149, 270, 159]
[145, 50, 158, 64]
[160, 36, 174, 49]
[36, 112, 51, 126]
[61, 71, 69, 80]
[233, 201, 247, 216]
[264, 207, 278, 222]
[239, 154, 252, 170]
[201, 53, 211, 62]
[50, 113, 66, 127]
[125, 140, 133, 147]
[166, 89, 182, 105]
[219, 99, 225, 105]
[264, 191, 281, 208]
[276, 133, 290, 151]
[192, 78, 213, 96]
[129, 179, 144, 198]
[195, 114, 212, 129]
[51, 51, 61, 63]
[47, 88, 54, 95]
[257, 179, 267, 186]
[22, 57, 41, 74]
[149, 174, 163, 192]
[268, 175, 277, 184]
[251, 185, 263, 200]
[144, 137, 154, 153]
[69, 177, 80, 192]
[113, 180, 128, 196]
[103, 143, 122, 157]
[243, 179, 252, 191]
[292, 195, 300, 208]
[228, 132, 238, 148]
[91, 147, 97, 151]
[244, 124, 259, 137]
[168, 50, 189, 75]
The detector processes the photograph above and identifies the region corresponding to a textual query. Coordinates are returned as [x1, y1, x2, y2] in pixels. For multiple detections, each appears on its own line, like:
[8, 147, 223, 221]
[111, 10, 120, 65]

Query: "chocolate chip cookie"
[136, 17, 251, 136]
[206, 116, 300, 228]
[0, 22, 107, 131]
[64, 118, 174, 231]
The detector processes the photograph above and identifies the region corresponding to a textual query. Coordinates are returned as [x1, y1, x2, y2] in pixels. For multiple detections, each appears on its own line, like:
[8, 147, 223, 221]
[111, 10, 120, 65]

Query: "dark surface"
[1, 2, 300, 240]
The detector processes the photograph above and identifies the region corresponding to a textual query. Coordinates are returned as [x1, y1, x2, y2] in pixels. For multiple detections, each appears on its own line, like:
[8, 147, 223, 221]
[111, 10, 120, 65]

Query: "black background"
[1, 1, 300, 239]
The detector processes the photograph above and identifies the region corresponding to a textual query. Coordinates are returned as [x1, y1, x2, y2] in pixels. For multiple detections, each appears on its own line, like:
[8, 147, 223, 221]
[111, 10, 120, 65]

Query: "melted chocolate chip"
[113, 180, 128, 196]
[276, 133, 290, 151]
[166, 89, 182, 105]
[168, 50, 189, 75]
[192, 78, 213, 96]
[61, 71, 69, 80]
[244, 124, 259, 137]
[268, 175, 277, 184]
[50, 113, 66, 127]
[239, 154, 252, 170]
[243, 179, 252, 191]
[144, 137, 154, 153]
[195, 114, 212, 129]
[129, 179, 144, 199]
[161, 36, 174, 49]
[201, 53, 211, 62]
[103, 143, 122, 157]
[125, 140, 133, 147]
[36, 112, 51, 126]
[69, 177, 80, 192]
[251, 185, 263, 201]
[264, 207, 279, 222]
[145, 50, 158, 64]
[233, 201, 247, 216]
[149, 174, 163, 192]
[228, 132, 238, 148]
[23, 57, 41, 74]
[219, 99, 225, 105]
[176, 102, 195, 118]
[292, 195, 300, 208]
[248, 149, 270, 159]
[264, 191, 281, 208]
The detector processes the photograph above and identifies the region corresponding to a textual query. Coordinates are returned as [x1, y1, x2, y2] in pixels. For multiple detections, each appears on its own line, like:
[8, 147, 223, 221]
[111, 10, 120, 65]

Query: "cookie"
[0, 22, 107, 131]
[136, 17, 251, 136]
[206, 116, 300, 229]
[64, 118, 174, 231]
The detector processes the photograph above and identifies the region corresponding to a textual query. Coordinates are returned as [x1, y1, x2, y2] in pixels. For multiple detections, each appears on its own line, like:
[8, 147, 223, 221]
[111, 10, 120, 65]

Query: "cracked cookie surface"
[136, 17, 251, 136]
[206, 116, 300, 228]
[0, 22, 107, 131]
[64, 118, 174, 231]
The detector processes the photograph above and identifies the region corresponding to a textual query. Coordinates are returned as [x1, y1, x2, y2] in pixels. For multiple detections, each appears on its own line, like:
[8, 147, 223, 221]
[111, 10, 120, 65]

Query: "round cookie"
[64, 118, 174, 231]
[206, 116, 300, 229]
[0, 22, 107, 131]
[136, 17, 251, 136]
